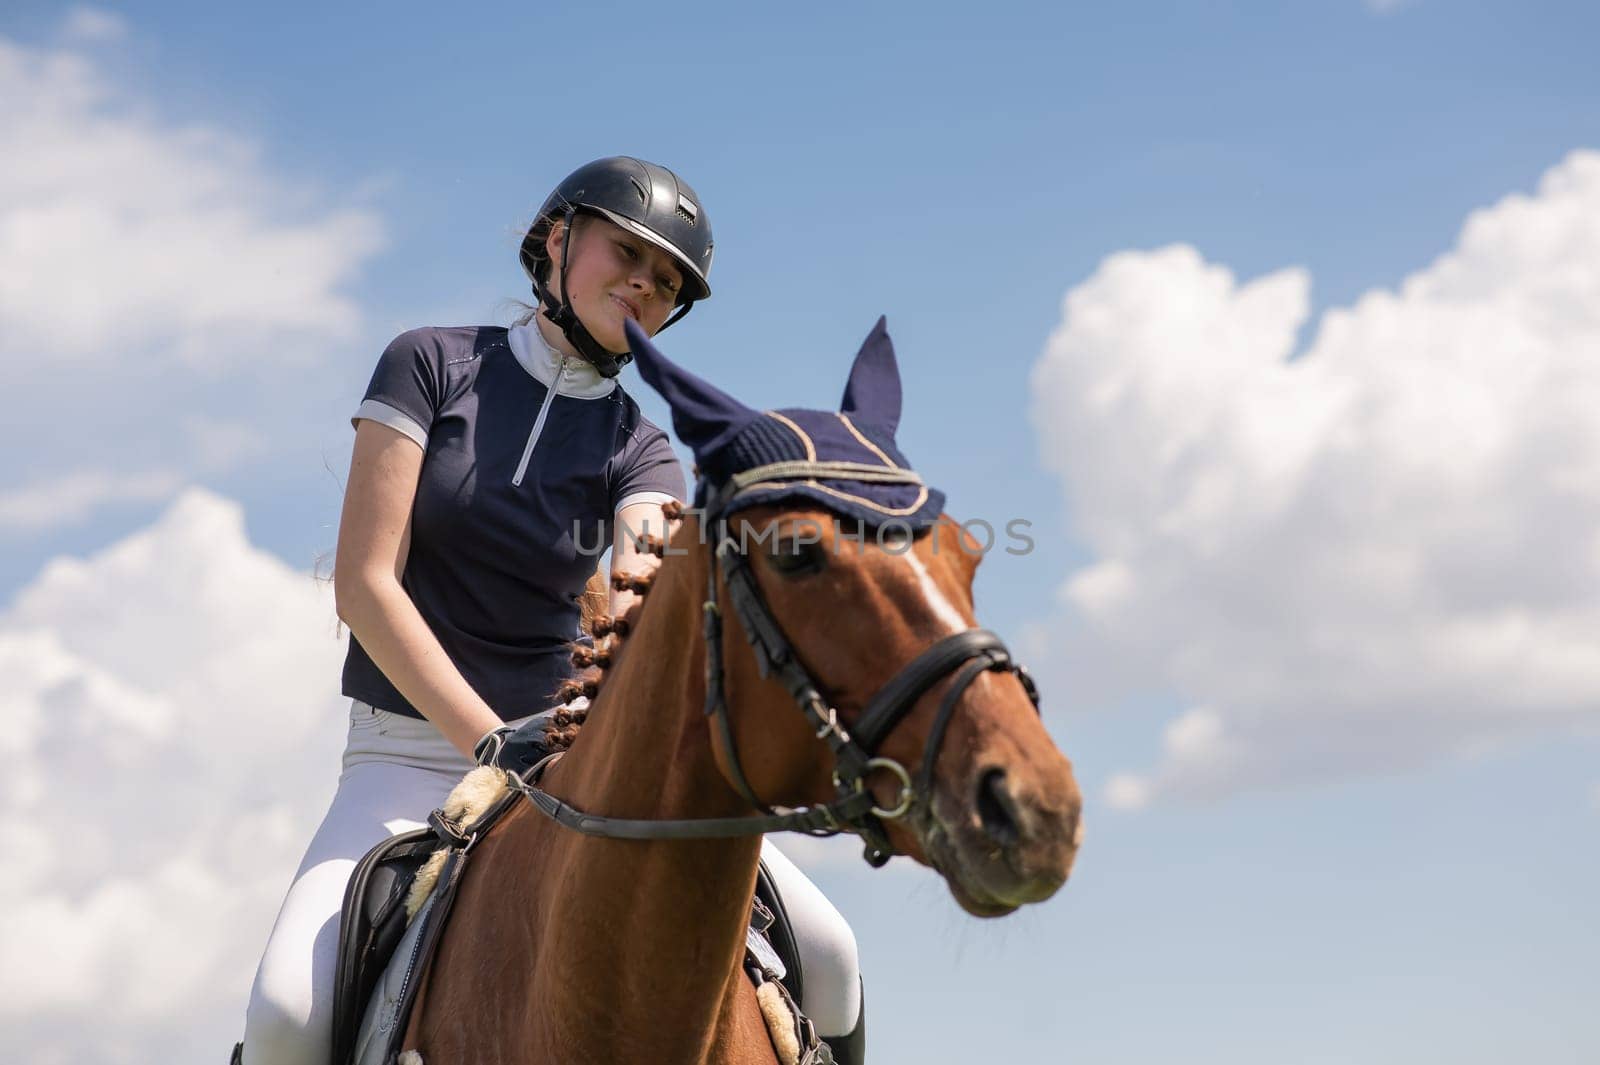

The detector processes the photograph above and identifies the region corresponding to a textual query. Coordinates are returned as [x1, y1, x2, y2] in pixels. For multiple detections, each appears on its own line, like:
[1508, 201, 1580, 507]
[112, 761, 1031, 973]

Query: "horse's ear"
[839, 315, 902, 435]
[625, 318, 758, 456]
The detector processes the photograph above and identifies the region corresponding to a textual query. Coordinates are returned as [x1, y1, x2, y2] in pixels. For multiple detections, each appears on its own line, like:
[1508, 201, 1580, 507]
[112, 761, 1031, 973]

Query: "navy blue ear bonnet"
[623, 316, 945, 531]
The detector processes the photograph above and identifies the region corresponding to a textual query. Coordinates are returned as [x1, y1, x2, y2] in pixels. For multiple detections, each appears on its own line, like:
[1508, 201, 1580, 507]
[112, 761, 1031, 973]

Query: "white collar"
[505, 320, 617, 399]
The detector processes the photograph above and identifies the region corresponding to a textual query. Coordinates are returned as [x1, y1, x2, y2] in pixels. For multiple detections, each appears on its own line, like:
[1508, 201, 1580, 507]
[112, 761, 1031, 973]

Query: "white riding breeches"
[240, 701, 862, 1064]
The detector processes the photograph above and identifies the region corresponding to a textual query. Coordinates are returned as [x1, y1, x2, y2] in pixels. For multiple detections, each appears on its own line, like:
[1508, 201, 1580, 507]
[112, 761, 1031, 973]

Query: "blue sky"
[1, 2, 1596, 1062]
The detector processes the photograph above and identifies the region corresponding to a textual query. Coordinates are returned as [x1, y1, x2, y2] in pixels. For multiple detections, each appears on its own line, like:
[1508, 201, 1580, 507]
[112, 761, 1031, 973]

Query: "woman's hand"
[474, 716, 555, 778]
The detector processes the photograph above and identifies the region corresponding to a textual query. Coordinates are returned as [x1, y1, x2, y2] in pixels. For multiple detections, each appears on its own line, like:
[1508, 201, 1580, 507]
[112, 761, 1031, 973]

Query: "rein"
[510, 468, 1040, 867]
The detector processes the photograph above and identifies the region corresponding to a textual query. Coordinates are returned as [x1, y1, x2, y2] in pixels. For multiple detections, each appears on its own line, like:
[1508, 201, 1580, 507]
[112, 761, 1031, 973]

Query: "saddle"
[329, 771, 825, 1065]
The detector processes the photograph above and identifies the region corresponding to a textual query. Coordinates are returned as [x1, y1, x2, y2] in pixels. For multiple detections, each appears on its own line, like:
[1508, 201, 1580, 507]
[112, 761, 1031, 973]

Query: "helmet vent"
[629, 178, 648, 204]
[675, 194, 699, 227]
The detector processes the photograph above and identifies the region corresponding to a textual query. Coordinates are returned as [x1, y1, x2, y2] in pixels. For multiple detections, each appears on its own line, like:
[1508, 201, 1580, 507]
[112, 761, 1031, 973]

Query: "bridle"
[513, 464, 1041, 867]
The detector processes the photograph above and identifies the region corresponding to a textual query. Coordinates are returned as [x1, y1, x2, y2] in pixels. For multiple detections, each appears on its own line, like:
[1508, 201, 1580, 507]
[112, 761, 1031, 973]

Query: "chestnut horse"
[397, 326, 1084, 1064]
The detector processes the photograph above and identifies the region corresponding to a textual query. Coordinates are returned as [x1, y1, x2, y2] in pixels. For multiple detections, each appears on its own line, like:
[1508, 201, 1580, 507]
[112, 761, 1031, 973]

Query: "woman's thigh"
[243, 705, 474, 1061]
[760, 838, 862, 1036]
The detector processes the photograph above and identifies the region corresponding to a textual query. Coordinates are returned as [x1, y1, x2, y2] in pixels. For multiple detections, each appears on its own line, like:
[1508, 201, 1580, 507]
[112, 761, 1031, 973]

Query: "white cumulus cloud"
[0, 21, 384, 534]
[1031, 150, 1600, 807]
[0, 488, 349, 1059]
[0, 34, 380, 363]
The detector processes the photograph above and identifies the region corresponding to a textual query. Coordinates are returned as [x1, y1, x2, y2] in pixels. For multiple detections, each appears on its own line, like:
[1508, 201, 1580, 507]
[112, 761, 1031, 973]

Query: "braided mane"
[542, 499, 681, 752]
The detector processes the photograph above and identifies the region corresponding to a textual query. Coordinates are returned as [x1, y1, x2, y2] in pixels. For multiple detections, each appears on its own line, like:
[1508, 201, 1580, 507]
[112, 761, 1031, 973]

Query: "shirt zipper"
[511, 353, 568, 486]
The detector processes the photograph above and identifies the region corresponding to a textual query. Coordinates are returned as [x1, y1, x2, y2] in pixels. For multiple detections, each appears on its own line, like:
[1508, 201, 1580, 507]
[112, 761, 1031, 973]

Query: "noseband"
[514, 474, 1041, 867]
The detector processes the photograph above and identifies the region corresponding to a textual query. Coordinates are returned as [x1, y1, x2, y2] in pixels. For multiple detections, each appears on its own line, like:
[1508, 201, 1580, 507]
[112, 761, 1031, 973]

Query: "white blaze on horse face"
[903, 547, 969, 635]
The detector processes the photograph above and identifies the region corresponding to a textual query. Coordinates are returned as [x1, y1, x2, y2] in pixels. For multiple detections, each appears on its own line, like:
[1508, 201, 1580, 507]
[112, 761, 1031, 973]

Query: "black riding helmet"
[520, 157, 714, 377]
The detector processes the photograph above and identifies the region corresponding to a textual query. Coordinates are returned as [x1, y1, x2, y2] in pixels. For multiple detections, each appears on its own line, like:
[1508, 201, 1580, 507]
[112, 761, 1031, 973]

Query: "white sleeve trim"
[615, 490, 681, 515]
[352, 399, 428, 451]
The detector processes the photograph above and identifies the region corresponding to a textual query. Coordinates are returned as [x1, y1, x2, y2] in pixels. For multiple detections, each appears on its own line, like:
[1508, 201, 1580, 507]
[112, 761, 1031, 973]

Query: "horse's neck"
[530, 530, 767, 1060]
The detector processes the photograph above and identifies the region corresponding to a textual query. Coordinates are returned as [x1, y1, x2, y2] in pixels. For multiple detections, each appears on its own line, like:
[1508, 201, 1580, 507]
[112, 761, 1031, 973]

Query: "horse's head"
[626, 318, 1082, 916]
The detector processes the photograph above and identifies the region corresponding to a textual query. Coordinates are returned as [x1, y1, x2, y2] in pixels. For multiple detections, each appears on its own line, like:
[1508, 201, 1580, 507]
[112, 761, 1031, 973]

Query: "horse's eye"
[768, 539, 827, 578]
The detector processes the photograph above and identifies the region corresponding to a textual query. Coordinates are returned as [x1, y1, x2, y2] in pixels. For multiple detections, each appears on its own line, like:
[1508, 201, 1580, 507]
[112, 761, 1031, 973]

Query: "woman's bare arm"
[333, 420, 502, 758]
[609, 500, 672, 617]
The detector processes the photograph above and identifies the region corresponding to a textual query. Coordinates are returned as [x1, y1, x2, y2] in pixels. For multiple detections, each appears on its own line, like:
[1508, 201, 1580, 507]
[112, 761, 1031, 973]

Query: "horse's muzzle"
[921, 759, 1083, 917]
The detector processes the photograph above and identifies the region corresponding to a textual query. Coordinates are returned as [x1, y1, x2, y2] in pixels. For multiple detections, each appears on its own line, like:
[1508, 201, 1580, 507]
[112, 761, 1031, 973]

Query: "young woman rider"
[238, 157, 867, 1064]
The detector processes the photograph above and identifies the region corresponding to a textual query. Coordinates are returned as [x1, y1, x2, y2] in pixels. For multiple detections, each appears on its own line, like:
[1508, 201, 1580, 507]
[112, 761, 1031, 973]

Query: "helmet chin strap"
[531, 206, 699, 379]
[534, 207, 632, 379]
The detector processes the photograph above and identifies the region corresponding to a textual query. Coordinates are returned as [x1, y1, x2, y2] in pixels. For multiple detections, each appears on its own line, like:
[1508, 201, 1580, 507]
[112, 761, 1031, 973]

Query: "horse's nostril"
[976, 768, 1020, 849]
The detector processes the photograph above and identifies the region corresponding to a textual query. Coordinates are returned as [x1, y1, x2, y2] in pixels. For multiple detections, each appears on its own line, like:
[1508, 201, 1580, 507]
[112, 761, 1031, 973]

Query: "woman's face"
[546, 217, 685, 352]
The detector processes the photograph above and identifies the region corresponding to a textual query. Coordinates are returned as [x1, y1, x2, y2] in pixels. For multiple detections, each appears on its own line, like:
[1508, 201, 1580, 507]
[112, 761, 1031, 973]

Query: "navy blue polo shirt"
[341, 322, 685, 720]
